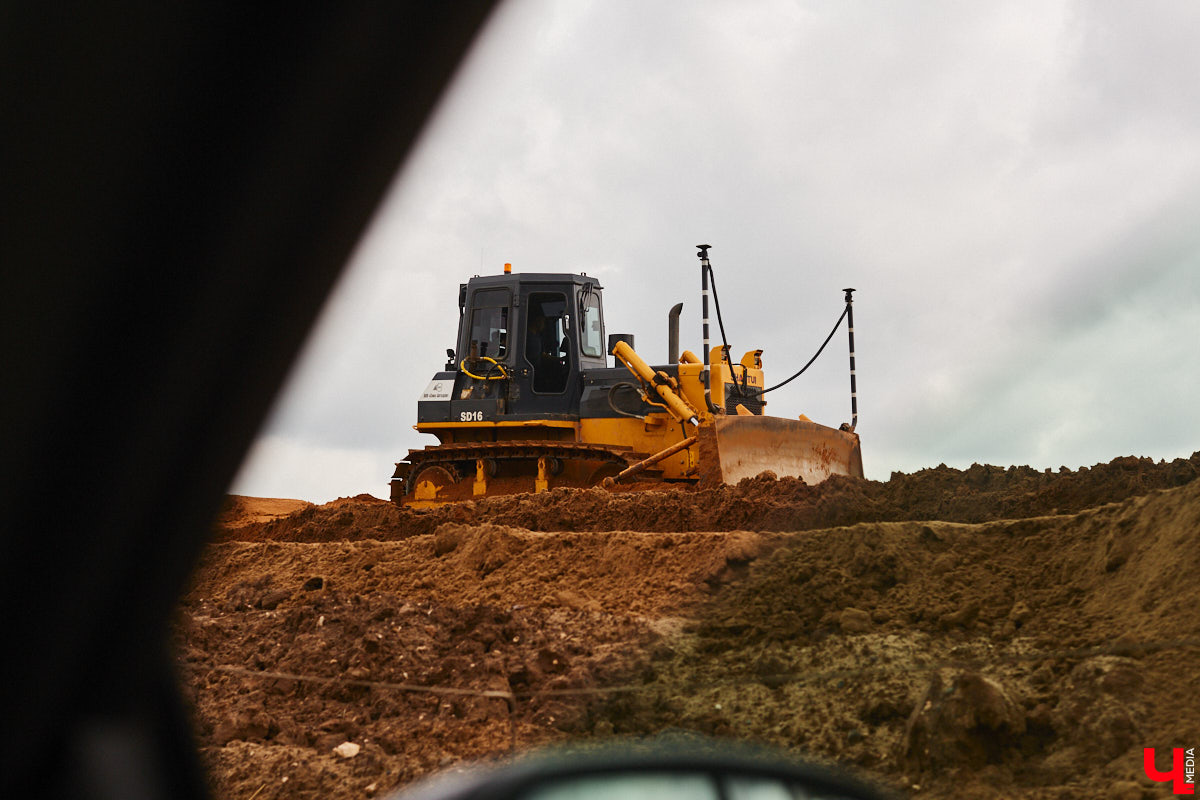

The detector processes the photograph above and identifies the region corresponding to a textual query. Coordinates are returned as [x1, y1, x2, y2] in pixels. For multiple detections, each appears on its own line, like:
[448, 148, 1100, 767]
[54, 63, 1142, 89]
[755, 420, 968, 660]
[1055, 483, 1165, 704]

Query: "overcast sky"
[232, 0, 1200, 502]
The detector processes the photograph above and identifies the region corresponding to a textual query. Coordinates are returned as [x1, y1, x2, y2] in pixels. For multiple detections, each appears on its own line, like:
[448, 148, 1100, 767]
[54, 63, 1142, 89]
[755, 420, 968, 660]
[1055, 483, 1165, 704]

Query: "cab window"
[468, 289, 510, 359]
[579, 288, 603, 358]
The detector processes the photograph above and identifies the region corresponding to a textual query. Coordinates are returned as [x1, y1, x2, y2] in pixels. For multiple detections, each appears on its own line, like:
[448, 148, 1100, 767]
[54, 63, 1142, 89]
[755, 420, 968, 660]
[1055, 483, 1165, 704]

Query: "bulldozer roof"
[465, 272, 603, 289]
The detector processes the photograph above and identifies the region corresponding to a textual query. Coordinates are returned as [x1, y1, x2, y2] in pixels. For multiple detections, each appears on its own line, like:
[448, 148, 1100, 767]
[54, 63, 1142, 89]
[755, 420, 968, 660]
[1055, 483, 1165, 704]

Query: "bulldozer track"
[393, 440, 657, 502]
[403, 439, 645, 467]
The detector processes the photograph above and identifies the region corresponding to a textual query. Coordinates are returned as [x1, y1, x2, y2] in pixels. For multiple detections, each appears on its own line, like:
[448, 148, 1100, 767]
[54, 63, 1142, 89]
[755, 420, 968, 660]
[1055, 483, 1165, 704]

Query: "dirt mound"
[215, 452, 1200, 542]
[219, 495, 313, 527]
[607, 479, 1200, 796]
[179, 453, 1200, 799]
[186, 526, 776, 619]
[180, 526, 776, 795]
[691, 479, 1200, 650]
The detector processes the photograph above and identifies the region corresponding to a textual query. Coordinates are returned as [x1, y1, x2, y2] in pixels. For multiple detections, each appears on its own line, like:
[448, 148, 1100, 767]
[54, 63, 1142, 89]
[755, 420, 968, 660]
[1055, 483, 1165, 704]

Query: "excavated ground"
[180, 453, 1200, 799]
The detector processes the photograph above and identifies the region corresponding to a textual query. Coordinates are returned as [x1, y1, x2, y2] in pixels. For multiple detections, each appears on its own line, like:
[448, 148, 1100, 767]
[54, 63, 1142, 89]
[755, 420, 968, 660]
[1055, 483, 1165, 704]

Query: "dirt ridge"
[215, 452, 1200, 543]
[180, 453, 1200, 799]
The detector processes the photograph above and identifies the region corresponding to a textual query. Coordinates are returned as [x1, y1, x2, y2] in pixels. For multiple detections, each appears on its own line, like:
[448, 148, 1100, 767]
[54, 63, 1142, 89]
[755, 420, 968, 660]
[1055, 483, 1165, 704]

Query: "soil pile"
[179, 454, 1200, 799]
[219, 496, 313, 527]
[214, 453, 1200, 543]
[615, 479, 1200, 797]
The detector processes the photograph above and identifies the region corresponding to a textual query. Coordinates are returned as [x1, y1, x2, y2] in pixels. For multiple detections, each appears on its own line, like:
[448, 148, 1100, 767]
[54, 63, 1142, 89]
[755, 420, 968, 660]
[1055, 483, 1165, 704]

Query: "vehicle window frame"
[467, 288, 511, 361]
[578, 287, 604, 359]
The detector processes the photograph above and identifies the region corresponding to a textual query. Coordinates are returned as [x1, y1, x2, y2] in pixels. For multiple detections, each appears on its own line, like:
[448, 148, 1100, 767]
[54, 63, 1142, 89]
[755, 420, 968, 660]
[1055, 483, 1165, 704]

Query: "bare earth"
[178, 454, 1200, 799]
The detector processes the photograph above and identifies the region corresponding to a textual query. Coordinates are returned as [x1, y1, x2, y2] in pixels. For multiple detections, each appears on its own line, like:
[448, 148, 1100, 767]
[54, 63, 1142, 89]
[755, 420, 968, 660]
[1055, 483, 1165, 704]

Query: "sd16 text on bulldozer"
[390, 245, 863, 507]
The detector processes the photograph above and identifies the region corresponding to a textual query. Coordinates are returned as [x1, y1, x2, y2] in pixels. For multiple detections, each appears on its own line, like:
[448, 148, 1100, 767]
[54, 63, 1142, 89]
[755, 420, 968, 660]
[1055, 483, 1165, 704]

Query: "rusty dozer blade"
[697, 415, 863, 487]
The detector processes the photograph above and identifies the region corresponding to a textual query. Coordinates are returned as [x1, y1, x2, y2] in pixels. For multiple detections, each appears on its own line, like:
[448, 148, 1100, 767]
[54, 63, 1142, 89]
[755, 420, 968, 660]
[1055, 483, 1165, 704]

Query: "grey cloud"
[234, 0, 1200, 499]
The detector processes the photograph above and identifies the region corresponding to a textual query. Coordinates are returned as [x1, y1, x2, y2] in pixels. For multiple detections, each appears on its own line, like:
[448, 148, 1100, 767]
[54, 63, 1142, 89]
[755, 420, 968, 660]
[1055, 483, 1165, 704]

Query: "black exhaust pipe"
[668, 302, 683, 363]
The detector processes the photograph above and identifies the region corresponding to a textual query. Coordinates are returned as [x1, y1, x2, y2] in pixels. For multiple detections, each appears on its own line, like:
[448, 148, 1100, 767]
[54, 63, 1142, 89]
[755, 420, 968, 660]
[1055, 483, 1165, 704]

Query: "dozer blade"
[697, 415, 864, 487]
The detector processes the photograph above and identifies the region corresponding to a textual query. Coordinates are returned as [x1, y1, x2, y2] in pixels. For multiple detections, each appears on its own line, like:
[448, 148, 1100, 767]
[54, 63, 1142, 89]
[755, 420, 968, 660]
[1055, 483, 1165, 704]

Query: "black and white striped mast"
[844, 287, 857, 431]
[697, 244, 713, 409]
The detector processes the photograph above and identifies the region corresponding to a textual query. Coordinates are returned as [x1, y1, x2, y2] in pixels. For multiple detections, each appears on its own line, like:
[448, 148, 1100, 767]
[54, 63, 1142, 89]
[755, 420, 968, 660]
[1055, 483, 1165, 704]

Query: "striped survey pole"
[844, 287, 857, 431]
[697, 244, 712, 394]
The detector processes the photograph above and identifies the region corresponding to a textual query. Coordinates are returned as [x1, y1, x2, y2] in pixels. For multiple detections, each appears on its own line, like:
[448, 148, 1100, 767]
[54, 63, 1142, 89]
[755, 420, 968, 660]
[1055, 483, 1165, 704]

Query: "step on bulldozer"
[390, 245, 863, 507]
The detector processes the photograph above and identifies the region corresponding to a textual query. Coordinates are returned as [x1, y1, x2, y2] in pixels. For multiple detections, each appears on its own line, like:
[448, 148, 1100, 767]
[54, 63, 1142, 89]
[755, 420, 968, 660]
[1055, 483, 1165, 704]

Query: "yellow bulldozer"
[390, 245, 863, 506]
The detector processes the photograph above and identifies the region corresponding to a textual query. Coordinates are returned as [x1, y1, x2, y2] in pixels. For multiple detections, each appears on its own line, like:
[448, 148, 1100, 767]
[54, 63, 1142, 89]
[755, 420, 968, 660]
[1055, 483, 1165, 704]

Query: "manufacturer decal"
[420, 379, 452, 401]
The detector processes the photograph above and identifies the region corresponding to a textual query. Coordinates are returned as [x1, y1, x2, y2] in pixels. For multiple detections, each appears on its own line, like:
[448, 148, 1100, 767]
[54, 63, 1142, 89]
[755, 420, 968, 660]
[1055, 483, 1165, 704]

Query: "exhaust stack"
[668, 302, 683, 363]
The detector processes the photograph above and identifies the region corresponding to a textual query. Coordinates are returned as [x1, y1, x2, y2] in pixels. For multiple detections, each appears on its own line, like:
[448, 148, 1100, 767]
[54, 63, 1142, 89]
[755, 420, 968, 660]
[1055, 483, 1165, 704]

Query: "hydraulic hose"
[460, 357, 508, 381]
[607, 382, 647, 419]
[759, 304, 848, 395]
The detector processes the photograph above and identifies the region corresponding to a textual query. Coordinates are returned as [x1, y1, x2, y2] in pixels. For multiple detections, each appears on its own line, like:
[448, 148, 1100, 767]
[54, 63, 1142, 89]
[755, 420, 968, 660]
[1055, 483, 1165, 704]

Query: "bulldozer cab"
[452, 273, 606, 420]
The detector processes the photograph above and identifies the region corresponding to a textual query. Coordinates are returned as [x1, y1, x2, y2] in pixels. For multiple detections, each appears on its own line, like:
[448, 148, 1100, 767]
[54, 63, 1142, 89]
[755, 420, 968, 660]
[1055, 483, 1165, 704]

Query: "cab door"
[515, 287, 578, 417]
